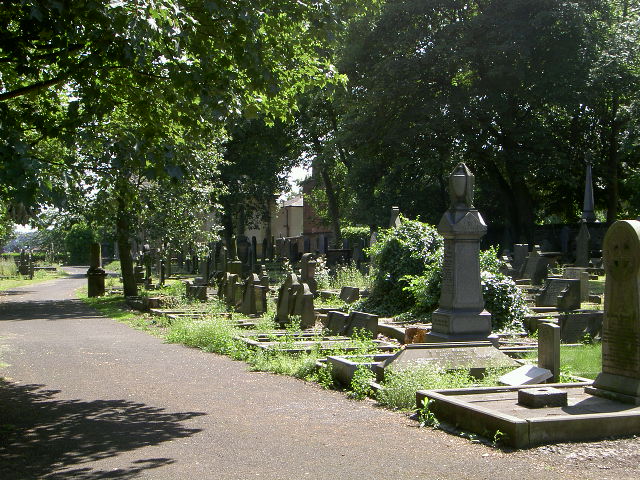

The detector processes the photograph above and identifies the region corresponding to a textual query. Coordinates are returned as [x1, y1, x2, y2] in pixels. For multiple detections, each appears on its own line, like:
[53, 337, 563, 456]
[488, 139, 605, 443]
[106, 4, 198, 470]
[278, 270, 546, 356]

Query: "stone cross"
[587, 220, 640, 403]
[429, 162, 492, 342]
[575, 219, 590, 268]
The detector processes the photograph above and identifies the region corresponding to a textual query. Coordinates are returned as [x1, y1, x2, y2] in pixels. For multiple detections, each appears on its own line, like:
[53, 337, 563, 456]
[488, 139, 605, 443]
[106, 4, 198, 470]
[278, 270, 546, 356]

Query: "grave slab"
[499, 365, 552, 386]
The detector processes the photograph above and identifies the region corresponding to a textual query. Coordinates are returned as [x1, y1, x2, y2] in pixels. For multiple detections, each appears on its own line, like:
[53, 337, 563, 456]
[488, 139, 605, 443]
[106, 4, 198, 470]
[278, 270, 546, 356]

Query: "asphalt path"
[0, 268, 609, 479]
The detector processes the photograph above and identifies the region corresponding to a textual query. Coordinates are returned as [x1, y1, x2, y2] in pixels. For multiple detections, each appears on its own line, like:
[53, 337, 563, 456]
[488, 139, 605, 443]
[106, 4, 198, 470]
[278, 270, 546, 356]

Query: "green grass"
[521, 343, 602, 380]
[0, 268, 68, 292]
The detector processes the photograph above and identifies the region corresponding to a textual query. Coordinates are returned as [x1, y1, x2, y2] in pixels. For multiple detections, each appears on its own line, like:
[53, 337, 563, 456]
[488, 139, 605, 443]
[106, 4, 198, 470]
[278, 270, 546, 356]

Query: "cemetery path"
[0, 269, 636, 480]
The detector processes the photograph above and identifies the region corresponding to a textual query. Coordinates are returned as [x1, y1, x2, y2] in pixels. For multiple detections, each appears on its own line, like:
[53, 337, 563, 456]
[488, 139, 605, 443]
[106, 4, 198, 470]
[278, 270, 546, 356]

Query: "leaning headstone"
[575, 219, 590, 267]
[389, 206, 402, 228]
[534, 278, 581, 311]
[87, 243, 107, 297]
[586, 220, 640, 403]
[499, 364, 552, 386]
[538, 322, 560, 383]
[429, 163, 492, 342]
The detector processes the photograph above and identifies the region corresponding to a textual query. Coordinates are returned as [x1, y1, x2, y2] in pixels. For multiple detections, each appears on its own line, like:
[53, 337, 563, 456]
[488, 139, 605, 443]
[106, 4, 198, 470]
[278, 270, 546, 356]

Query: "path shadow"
[0, 380, 205, 479]
[0, 299, 102, 322]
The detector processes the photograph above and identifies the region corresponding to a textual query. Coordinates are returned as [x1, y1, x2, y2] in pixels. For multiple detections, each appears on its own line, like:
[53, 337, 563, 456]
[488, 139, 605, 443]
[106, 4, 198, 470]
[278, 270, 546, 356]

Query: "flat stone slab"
[381, 342, 518, 378]
[499, 364, 552, 386]
[414, 383, 640, 448]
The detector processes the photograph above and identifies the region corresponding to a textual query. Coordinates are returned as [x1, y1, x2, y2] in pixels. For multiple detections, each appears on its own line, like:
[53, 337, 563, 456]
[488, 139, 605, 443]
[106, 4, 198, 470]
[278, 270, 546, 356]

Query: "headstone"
[512, 244, 529, 272]
[499, 364, 552, 386]
[575, 219, 590, 267]
[87, 242, 107, 297]
[429, 163, 492, 342]
[219, 245, 228, 274]
[563, 267, 590, 302]
[248, 243, 256, 273]
[159, 259, 166, 286]
[538, 322, 560, 383]
[345, 311, 378, 337]
[326, 311, 350, 335]
[389, 206, 401, 228]
[269, 236, 276, 260]
[227, 237, 243, 275]
[300, 253, 317, 295]
[262, 238, 268, 263]
[520, 246, 549, 285]
[558, 311, 603, 343]
[582, 158, 597, 222]
[276, 274, 300, 324]
[339, 286, 360, 304]
[259, 265, 270, 289]
[240, 273, 265, 316]
[587, 220, 640, 403]
[534, 278, 581, 311]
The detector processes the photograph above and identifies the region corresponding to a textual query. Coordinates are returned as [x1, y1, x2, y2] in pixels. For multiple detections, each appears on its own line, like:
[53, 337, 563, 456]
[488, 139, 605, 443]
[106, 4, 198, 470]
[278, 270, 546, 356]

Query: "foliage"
[365, 219, 443, 315]
[376, 365, 504, 411]
[64, 222, 97, 265]
[417, 398, 440, 428]
[341, 226, 370, 246]
[348, 365, 375, 400]
[329, 263, 372, 290]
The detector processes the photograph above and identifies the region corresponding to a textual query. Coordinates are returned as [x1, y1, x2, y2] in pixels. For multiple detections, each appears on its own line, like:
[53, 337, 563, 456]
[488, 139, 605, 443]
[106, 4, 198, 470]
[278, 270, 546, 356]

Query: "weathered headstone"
[326, 311, 350, 335]
[292, 281, 315, 328]
[345, 311, 378, 337]
[262, 238, 268, 263]
[586, 220, 640, 403]
[512, 244, 529, 272]
[520, 246, 549, 285]
[563, 267, 590, 302]
[87, 242, 107, 297]
[339, 286, 360, 304]
[538, 322, 560, 382]
[389, 206, 401, 228]
[534, 278, 581, 311]
[429, 163, 492, 342]
[240, 273, 266, 316]
[276, 274, 300, 324]
[227, 237, 243, 275]
[575, 219, 590, 268]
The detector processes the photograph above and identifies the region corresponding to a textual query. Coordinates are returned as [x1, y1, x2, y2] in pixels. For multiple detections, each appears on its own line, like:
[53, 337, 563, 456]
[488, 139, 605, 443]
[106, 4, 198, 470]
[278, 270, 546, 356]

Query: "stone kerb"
[587, 220, 640, 404]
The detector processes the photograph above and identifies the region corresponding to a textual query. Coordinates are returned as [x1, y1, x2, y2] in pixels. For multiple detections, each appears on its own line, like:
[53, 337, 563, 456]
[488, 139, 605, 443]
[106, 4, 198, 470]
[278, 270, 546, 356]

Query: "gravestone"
[520, 246, 549, 285]
[276, 274, 300, 324]
[262, 238, 268, 263]
[538, 322, 560, 382]
[512, 244, 529, 273]
[558, 311, 603, 343]
[326, 311, 350, 335]
[259, 265, 270, 289]
[587, 220, 640, 404]
[219, 245, 228, 274]
[248, 243, 256, 274]
[389, 206, 401, 228]
[237, 236, 250, 264]
[499, 364, 552, 386]
[159, 259, 166, 286]
[563, 267, 590, 302]
[227, 237, 243, 275]
[291, 281, 315, 328]
[429, 163, 492, 342]
[534, 278, 581, 311]
[345, 311, 378, 337]
[251, 236, 258, 262]
[240, 273, 267, 316]
[87, 242, 107, 297]
[575, 219, 590, 268]
[339, 286, 360, 304]
[300, 253, 317, 295]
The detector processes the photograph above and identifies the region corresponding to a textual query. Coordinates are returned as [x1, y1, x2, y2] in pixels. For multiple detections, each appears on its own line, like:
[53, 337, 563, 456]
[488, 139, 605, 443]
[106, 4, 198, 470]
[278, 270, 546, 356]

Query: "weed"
[417, 398, 439, 428]
[348, 365, 375, 399]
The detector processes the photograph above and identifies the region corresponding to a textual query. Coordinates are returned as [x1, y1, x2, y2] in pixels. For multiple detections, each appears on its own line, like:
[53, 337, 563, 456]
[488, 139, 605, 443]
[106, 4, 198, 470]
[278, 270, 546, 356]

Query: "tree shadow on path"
[0, 380, 205, 479]
[0, 298, 104, 322]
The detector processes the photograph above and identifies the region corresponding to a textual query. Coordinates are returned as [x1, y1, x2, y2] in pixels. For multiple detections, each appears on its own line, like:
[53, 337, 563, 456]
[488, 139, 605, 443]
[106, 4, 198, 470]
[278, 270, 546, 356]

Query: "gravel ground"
[0, 268, 638, 479]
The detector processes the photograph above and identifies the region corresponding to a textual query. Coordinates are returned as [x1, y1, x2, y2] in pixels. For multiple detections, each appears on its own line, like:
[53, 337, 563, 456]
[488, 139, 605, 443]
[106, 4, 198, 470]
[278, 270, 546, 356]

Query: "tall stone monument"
[575, 219, 590, 268]
[227, 236, 243, 275]
[87, 242, 107, 297]
[582, 157, 597, 223]
[586, 220, 640, 404]
[428, 163, 492, 342]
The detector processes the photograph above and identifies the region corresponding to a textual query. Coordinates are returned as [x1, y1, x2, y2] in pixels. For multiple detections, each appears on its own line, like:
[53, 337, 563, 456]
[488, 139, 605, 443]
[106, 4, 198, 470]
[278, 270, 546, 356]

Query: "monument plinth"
[428, 163, 492, 342]
[87, 242, 107, 297]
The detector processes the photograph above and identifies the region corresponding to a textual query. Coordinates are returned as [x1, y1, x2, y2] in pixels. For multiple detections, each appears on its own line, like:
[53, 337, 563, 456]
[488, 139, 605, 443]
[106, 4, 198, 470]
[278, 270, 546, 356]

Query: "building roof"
[282, 195, 303, 208]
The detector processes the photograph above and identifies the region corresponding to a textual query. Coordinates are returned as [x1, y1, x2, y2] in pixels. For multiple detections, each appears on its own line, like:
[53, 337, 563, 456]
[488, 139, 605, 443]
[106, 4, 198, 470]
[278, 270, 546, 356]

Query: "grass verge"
[0, 269, 68, 292]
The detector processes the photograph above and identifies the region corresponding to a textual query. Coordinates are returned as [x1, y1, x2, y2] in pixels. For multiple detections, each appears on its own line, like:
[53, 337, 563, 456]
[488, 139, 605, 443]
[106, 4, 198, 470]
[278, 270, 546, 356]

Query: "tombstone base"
[87, 268, 107, 297]
[428, 309, 493, 343]
[586, 372, 640, 405]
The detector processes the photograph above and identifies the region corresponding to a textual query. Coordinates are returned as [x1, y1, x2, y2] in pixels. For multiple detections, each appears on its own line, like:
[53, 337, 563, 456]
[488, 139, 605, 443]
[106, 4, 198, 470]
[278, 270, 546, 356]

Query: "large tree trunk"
[320, 161, 342, 247]
[116, 191, 137, 297]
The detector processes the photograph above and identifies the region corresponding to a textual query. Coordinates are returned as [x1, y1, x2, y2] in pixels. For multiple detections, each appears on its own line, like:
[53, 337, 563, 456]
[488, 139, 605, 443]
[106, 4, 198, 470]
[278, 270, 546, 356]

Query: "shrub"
[341, 226, 370, 247]
[365, 219, 443, 315]
[65, 223, 98, 265]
